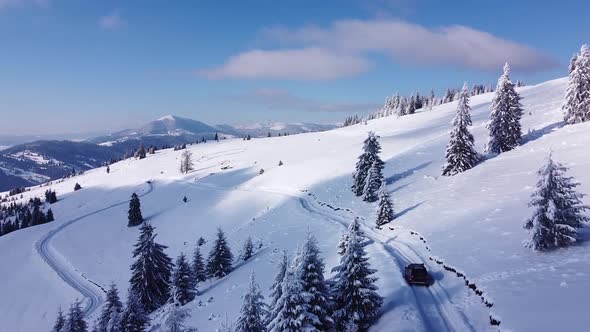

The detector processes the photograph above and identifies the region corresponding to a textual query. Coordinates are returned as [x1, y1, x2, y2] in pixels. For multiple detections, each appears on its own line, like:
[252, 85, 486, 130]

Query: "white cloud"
[198, 47, 371, 81]
[229, 88, 380, 113]
[263, 19, 556, 72]
[99, 10, 125, 30]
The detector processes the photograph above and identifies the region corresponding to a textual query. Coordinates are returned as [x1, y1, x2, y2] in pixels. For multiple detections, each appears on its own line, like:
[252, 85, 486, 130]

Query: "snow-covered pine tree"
[235, 272, 268, 332]
[191, 246, 207, 284]
[241, 236, 254, 261]
[485, 62, 523, 154]
[362, 158, 384, 202]
[135, 144, 146, 160]
[171, 252, 197, 305]
[563, 44, 590, 124]
[352, 132, 383, 197]
[267, 252, 317, 332]
[297, 233, 333, 331]
[266, 251, 288, 326]
[524, 153, 590, 251]
[53, 307, 65, 332]
[127, 193, 143, 227]
[206, 228, 234, 278]
[63, 300, 88, 332]
[442, 83, 480, 176]
[129, 223, 173, 312]
[331, 222, 383, 331]
[375, 187, 395, 227]
[94, 283, 123, 332]
[179, 150, 194, 174]
[161, 290, 191, 332]
[568, 53, 578, 74]
[337, 218, 364, 255]
[119, 290, 150, 332]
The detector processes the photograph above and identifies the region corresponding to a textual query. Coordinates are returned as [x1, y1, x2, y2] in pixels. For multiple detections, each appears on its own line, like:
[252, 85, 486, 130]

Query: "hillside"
[1, 77, 590, 331]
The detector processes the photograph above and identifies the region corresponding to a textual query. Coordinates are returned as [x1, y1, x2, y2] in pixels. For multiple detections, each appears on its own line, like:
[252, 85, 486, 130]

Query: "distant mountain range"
[0, 115, 336, 191]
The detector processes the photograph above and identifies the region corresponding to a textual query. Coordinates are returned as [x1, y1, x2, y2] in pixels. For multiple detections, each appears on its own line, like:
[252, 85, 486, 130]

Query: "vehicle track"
[35, 182, 154, 318]
[191, 181, 474, 331]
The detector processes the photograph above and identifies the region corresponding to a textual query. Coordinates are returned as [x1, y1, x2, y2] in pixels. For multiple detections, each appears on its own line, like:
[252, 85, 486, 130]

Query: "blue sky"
[0, 0, 587, 135]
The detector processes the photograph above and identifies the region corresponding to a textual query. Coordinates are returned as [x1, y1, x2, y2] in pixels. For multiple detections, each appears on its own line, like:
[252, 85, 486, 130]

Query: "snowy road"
[35, 182, 154, 318]
[191, 180, 477, 331]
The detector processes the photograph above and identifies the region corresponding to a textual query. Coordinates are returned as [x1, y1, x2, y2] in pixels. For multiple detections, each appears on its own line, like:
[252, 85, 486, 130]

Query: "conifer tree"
[171, 252, 196, 305]
[297, 233, 333, 331]
[352, 132, 384, 197]
[337, 218, 364, 255]
[485, 62, 523, 154]
[47, 209, 55, 222]
[362, 159, 384, 202]
[442, 83, 480, 176]
[564, 44, 590, 124]
[266, 251, 288, 326]
[53, 307, 65, 332]
[191, 246, 207, 284]
[127, 193, 143, 227]
[236, 272, 268, 332]
[268, 252, 316, 332]
[241, 236, 254, 261]
[331, 221, 382, 330]
[206, 228, 234, 278]
[63, 300, 88, 332]
[524, 153, 589, 251]
[119, 290, 150, 332]
[376, 187, 395, 227]
[95, 283, 123, 332]
[161, 290, 191, 332]
[129, 223, 173, 312]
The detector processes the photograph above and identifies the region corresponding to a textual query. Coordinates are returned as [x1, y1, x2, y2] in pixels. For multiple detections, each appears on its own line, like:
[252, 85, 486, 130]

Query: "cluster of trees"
[470, 84, 494, 96]
[342, 115, 364, 127]
[235, 223, 382, 331]
[45, 189, 58, 204]
[53, 222, 249, 332]
[352, 132, 396, 227]
[442, 62, 523, 177]
[0, 196, 54, 237]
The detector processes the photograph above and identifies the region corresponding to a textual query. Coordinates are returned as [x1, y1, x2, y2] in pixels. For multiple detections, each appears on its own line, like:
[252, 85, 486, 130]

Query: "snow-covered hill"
[2, 76, 589, 331]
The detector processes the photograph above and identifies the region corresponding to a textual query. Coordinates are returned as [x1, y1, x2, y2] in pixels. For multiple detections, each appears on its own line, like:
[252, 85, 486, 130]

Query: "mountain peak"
[157, 115, 178, 121]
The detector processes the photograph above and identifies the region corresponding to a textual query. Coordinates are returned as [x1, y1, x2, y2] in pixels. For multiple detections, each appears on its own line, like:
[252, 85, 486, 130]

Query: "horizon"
[1, 0, 587, 135]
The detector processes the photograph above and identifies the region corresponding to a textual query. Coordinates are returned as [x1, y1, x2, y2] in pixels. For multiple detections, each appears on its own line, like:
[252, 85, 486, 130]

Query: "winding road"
[35, 182, 154, 318]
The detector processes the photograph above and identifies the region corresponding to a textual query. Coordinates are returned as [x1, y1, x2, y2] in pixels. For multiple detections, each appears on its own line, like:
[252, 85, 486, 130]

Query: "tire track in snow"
[35, 182, 154, 318]
[190, 181, 472, 331]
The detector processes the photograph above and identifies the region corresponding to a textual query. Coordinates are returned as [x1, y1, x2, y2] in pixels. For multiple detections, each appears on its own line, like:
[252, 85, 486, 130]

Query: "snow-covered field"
[1, 77, 589, 331]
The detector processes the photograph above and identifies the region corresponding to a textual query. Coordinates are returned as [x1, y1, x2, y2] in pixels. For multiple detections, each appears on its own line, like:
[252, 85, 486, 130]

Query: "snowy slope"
[2, 77, 589, 331]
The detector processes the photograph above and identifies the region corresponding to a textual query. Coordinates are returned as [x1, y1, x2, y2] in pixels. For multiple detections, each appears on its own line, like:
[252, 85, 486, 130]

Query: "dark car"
[405, 263, 430, 286]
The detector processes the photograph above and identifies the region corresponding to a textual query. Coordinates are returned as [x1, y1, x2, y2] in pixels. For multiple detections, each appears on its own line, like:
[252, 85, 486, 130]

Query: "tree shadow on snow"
[394, 202, 424, 219]
[521, 121, 565, 145]
[385, 162, 432, 185]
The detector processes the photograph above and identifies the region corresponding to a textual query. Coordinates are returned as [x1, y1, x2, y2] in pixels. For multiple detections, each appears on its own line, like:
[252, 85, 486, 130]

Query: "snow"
[1, 76, 589, 331]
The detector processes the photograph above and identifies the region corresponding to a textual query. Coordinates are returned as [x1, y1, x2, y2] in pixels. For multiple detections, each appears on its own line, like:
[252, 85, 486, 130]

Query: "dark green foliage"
[206, 228, 234, 278]
[171, 252, 197, 305]
[129, 223, 173, 312]
[127, 193, 143, 227]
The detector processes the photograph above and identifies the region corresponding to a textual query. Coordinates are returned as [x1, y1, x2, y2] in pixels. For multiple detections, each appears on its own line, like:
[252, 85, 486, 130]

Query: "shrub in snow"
[442, 83, 480, 176]
[485, 63, 523, 154]
[129, 223, 173, 312]
[524, 153, 589, 250]
[127, 193, 143, 227]
[74, 183, 82, 191]
[564, 44, 590, 124]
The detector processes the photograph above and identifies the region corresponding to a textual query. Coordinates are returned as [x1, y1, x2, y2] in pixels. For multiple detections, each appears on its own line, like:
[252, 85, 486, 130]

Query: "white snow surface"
[2, 77, 590, 331]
